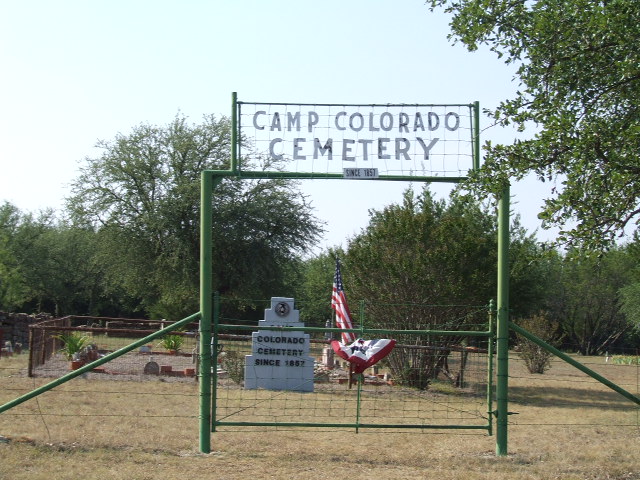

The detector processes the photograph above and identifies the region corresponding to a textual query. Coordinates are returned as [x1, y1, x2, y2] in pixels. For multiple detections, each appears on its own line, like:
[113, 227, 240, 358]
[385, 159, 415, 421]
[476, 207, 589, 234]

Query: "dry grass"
[1, 352, 639, 480]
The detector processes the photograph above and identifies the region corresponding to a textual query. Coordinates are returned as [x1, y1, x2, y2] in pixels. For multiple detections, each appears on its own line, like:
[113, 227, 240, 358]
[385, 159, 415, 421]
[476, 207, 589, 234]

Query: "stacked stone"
[0, 312, 52, 351]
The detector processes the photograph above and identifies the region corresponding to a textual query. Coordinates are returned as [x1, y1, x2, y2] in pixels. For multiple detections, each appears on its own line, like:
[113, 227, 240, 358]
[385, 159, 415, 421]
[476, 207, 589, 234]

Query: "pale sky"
[0, 0, 558, 250]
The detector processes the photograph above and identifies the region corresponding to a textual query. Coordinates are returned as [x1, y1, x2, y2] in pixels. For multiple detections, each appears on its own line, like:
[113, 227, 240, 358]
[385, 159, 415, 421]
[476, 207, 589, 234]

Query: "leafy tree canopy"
[430, 0, 640, 249]
[341, 185, 546, 319]
[551, 245, 634, 354]
[0, 202, 30, 310]
[0, 204, 104, 315]
[67, 115, 322, 319]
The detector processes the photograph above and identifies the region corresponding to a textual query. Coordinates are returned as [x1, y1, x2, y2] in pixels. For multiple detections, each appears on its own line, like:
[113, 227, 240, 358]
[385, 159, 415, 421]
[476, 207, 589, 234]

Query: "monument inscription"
[244, 297, 315, 392]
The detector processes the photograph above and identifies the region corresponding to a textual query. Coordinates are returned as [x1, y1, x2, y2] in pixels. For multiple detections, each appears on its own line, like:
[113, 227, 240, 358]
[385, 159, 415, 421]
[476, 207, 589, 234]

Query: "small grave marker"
[143, 361, 160, 375]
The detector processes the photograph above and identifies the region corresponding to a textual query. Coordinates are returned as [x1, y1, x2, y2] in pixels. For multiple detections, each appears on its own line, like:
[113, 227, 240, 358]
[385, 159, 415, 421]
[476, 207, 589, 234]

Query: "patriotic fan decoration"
[332, 337, 396, 374]
[330, 258, 395, 374]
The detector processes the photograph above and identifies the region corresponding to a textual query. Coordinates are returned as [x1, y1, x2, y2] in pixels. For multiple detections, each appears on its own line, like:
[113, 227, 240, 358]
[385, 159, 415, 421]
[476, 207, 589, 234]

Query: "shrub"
[158, 334, 184, 353]
[515, 312, 562, 374]
[221, 351, 245, 384]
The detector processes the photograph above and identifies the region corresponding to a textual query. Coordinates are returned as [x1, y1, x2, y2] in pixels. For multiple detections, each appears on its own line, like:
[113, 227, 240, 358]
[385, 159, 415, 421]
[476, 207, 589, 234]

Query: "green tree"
[343, 187, 499, 389]
[0, 204, 107, 316]
[67, 114, 322, 319]
[507, 218, 562, 319]
[336, 186, 555, 388]
[295, 249, 343, 327]
[616, 235, 640, 346]
[0, 202, 29, 310]
[552, 247, 633, 355]
[296, 186, 552, 388]
[430, 0, 640, 249]
[616, 283, 640, 349]
[28, 224, 107, 316]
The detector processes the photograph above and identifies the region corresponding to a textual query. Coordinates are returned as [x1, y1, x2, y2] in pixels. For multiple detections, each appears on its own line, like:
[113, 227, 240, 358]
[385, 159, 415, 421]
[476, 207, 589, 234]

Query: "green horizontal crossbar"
[214, 421, 489, 430]
[215, 323, 491, 338]
[203, 169, 466, 183]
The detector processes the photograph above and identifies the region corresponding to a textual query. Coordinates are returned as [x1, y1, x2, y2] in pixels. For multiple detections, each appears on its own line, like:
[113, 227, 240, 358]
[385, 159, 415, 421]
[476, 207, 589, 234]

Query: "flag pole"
[348, 363, 354, 389]
[335, 263, 347, 385]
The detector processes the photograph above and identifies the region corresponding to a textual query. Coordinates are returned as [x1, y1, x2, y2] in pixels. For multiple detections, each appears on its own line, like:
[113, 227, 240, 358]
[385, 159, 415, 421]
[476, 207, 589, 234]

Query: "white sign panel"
[238, 102, 476, 178]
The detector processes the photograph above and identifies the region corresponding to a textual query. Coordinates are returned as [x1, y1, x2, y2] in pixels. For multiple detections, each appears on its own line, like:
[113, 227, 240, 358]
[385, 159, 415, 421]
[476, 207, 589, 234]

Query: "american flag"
[332, 258, 356, 344]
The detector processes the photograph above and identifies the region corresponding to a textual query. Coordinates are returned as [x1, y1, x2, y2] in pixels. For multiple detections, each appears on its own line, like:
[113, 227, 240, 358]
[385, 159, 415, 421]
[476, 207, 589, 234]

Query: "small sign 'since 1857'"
[343, 168, 379, 179]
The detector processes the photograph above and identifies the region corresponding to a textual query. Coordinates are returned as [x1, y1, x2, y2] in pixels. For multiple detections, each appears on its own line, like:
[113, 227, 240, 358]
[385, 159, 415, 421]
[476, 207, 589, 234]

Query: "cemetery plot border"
[28, 316, 199, 381]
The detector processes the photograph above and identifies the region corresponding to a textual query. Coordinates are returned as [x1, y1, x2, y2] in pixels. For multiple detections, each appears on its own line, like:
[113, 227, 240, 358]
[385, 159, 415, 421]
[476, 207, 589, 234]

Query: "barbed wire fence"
[507, 344, 640, 431]
[1, 307, 639, 449]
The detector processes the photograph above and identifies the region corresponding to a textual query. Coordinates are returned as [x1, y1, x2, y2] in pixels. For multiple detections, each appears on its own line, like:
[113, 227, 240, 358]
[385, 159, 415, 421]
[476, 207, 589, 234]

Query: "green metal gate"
[210, 296, 495, 434]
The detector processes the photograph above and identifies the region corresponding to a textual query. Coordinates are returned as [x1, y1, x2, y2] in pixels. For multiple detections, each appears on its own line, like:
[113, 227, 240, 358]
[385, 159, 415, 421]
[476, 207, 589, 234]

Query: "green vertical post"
[473, 101, 481, 171]
[231, 92, 238, 173]
[199, 170, 213, 454]
[487, 299, 495, 436]
[211, 292, 220, 432]
[496, 184, 510, 456]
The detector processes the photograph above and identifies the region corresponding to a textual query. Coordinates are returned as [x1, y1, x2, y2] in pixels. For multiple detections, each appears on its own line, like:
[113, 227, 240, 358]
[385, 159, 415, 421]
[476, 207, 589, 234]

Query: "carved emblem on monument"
[274, 301, 290, 317]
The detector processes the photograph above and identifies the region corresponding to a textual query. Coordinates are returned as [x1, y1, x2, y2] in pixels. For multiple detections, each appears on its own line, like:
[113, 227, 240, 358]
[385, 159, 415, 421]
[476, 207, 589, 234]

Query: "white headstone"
[244, 297, 315, 392]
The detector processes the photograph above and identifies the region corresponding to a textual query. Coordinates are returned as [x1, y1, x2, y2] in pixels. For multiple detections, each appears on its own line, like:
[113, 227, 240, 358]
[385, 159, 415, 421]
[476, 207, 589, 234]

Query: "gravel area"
[31, 350, 199, 382]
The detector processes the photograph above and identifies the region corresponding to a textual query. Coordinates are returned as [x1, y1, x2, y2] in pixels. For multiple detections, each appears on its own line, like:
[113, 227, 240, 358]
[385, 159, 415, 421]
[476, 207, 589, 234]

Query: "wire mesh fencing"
[1, 301, 638, 451]
[28, 316, 200, 381]
[213, 297, 493, 432]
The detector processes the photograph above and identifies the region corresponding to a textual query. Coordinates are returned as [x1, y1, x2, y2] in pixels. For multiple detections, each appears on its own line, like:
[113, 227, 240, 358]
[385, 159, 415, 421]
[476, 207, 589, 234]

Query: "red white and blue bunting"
[331, 338, 396, 374]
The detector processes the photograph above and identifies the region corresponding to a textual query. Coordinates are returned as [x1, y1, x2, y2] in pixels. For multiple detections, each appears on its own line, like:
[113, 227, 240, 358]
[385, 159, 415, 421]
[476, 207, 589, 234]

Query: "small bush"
[158, 334, 184, 353]
[221, 351, 245, 384]
[515, 312, 562, 374]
